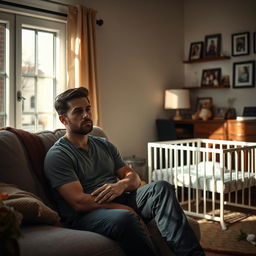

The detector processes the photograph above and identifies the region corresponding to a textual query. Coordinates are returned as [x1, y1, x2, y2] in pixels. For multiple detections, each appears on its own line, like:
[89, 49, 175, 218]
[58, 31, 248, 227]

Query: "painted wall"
[184, 0, 256, 115]
[66, 0, 185, 158]
[7, 0, 184, 159]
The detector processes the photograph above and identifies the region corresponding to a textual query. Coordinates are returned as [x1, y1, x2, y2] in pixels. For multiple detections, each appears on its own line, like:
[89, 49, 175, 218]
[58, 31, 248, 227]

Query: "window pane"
[22, 77, 35, 112]
[22, 114, 35, 132]
[38, 114, 53, 131]
[0, 23, 6, 127]
[0, 76, 5, 113]
[37, 78, 54, 112]
[38, 31, 54, 76]
[0, 24, 5, 72]
[22, 29, 35, 75]
[0, 114, 5, 127]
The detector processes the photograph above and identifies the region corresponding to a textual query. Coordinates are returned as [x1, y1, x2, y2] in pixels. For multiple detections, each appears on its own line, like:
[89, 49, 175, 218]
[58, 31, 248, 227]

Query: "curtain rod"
[41, 0, 69, 7]
[0, 0, 104, 26]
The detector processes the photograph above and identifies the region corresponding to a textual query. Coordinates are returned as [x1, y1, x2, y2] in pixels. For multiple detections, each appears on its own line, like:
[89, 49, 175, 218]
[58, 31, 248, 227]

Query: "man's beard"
[69, 119, 93, 135]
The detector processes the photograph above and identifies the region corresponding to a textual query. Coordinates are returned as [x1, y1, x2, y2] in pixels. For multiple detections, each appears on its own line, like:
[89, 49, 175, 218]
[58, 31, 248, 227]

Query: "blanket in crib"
[152, 162, 256, 193]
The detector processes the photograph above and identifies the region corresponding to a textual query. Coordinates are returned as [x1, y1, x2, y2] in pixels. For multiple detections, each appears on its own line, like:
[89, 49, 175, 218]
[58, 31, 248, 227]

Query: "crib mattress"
[152, 166, 256, 193]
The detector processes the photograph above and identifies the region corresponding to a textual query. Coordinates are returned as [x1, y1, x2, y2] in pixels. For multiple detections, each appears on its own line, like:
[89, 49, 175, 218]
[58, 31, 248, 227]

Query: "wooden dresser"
[174, 119, 256, 142]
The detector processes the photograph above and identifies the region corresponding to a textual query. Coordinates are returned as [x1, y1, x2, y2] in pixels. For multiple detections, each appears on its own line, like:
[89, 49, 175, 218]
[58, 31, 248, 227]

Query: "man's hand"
[91, 165, 141, 204]
[91, 182, 126, 204]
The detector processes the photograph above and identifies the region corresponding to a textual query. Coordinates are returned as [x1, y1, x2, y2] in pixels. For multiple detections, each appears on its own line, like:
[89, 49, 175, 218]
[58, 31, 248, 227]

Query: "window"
[0, 23, 7, 127]
[0, 11, 66, 131]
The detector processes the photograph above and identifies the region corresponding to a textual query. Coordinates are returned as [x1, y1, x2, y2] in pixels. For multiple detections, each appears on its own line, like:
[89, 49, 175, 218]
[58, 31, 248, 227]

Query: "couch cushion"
[37, 129, 66, 152]
[0, 130, 46, 201]
[20, 225, 125, 256]
[37, 126, 108, 152]
[0, 183, 60, 225]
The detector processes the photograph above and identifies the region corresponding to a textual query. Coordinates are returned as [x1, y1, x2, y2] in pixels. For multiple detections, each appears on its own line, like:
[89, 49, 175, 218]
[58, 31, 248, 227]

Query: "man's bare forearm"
[117, 171, 141, 191]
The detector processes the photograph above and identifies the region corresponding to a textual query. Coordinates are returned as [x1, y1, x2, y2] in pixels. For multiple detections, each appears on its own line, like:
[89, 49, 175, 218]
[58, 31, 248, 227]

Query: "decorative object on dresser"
[201, 68, 221, 87]
[164, 89, 190, 120]
[243, 106, 256, 117]
[233, 61, 255, 88]
[189, 41, 203, 61]
[237, 106, 256, 120]
[204, 33, 221, 57]
[192, 97, 213, 121]
[214, 107, 228, 119]
[225, 97, 237, 120]
[231, 31, 250, 56]
[225, 107, 237, 120]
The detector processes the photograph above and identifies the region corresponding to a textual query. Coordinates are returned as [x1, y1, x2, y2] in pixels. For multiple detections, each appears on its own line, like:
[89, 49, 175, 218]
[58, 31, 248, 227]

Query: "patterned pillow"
[0, 183, 60, 225]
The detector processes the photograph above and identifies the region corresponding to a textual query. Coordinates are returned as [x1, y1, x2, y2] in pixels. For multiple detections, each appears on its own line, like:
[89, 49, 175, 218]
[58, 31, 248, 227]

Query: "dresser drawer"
[194, 122, 226, 139]
[194, 132, 226, 140]
[228, 121, 256, 141]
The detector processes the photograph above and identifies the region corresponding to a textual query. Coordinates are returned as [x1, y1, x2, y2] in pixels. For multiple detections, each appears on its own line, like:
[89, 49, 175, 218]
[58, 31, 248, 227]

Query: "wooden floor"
[205, 253, 228, 256]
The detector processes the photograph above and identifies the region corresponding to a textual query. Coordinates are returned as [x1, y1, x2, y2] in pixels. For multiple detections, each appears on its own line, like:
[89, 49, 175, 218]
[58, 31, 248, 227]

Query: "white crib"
[148, 138, 256, 230]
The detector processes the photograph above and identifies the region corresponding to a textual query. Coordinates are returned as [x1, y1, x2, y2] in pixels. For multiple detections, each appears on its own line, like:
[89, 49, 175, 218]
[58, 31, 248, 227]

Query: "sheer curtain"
[67, 5, 100, 125]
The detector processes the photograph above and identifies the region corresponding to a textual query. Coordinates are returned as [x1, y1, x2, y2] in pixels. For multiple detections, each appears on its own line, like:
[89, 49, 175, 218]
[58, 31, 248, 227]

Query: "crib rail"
[148, 138, 256, 230]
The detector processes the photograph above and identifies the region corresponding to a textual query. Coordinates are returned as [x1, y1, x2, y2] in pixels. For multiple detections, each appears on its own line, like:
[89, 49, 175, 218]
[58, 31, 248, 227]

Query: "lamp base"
[173, 109, 183, 120]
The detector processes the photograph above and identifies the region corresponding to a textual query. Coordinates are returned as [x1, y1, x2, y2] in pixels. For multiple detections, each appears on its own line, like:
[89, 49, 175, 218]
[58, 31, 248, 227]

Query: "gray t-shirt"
[44, 135, 126, 225]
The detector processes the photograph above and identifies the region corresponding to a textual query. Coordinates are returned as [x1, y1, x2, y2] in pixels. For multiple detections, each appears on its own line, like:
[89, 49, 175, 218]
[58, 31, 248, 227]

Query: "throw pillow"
[0, 183, 60, 225]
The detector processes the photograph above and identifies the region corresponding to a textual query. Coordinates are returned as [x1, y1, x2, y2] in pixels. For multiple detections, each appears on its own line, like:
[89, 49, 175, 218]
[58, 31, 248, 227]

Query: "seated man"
[44, 87, 205, 256]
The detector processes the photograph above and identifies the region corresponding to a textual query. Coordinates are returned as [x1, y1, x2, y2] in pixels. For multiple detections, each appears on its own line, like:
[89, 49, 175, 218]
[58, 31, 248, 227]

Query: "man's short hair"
[54, 87, 89, 115]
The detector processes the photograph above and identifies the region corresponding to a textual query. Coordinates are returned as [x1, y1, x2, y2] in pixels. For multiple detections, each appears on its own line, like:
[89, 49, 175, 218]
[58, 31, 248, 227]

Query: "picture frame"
[231, 32, 250, 56]
[220, 75, 230, 86]
[243, 106, 256, 117]
[189, 41, 203, 61]
[201, 68, 221, 87]
[214, 107, 228, 119]
[233, 61, 255, 88]
[196, 97, 213, 112]
[204, 33, 221, 57]
[254, 32, 256, 54]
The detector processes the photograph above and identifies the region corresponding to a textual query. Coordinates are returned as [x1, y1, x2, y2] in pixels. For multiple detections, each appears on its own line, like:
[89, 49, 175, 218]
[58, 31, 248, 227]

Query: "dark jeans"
[72, 181, 205, 256]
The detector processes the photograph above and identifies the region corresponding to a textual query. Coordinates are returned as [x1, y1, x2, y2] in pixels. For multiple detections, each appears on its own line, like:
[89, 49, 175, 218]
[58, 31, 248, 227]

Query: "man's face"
[62, 97, 93, 135]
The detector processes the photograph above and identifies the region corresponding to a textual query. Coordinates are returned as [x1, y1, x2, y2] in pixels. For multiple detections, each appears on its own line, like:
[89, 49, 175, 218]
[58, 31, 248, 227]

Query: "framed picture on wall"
[201, 68, 221, 87]
[204, 33, 221, 57]
[233, 61, 255, 88]
[189, 41, 203, 61]
[231, 32, 250, 56]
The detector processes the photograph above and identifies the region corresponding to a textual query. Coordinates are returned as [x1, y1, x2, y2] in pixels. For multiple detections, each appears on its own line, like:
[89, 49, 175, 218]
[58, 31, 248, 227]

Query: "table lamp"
[164, 89, 190, 120]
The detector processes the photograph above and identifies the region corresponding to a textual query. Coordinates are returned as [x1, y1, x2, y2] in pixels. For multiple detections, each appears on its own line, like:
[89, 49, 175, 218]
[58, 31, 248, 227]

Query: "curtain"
[67, 5, 100, 125]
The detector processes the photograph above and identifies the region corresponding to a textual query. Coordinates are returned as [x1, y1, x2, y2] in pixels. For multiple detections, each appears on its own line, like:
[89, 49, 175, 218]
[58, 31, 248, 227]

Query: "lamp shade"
[164, 89, 190, 109]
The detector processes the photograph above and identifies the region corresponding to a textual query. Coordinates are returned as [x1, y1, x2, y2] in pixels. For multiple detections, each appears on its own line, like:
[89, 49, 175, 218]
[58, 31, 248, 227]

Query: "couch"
[0, 126, 201, 256]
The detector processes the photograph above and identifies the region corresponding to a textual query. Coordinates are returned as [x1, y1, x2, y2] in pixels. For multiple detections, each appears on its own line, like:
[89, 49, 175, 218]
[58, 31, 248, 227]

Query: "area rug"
[198, 210, 256, 255]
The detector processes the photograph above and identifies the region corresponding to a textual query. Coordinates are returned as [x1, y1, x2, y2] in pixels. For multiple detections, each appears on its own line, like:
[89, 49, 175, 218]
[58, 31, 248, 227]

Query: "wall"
[184, 0, 256, 115]
[4, 0, 184, 158]
[67, 0, 184, 158]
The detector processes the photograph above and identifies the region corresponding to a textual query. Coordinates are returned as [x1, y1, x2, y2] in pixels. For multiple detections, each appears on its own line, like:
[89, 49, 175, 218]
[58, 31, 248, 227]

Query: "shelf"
[183, 84, 230, 90]
[183, 56, 230, 64]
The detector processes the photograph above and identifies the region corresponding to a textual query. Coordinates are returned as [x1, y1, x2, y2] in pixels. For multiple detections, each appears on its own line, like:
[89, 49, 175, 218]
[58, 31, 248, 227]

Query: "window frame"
[0, 10, 66, 130]
[0, 12, 15, 127]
